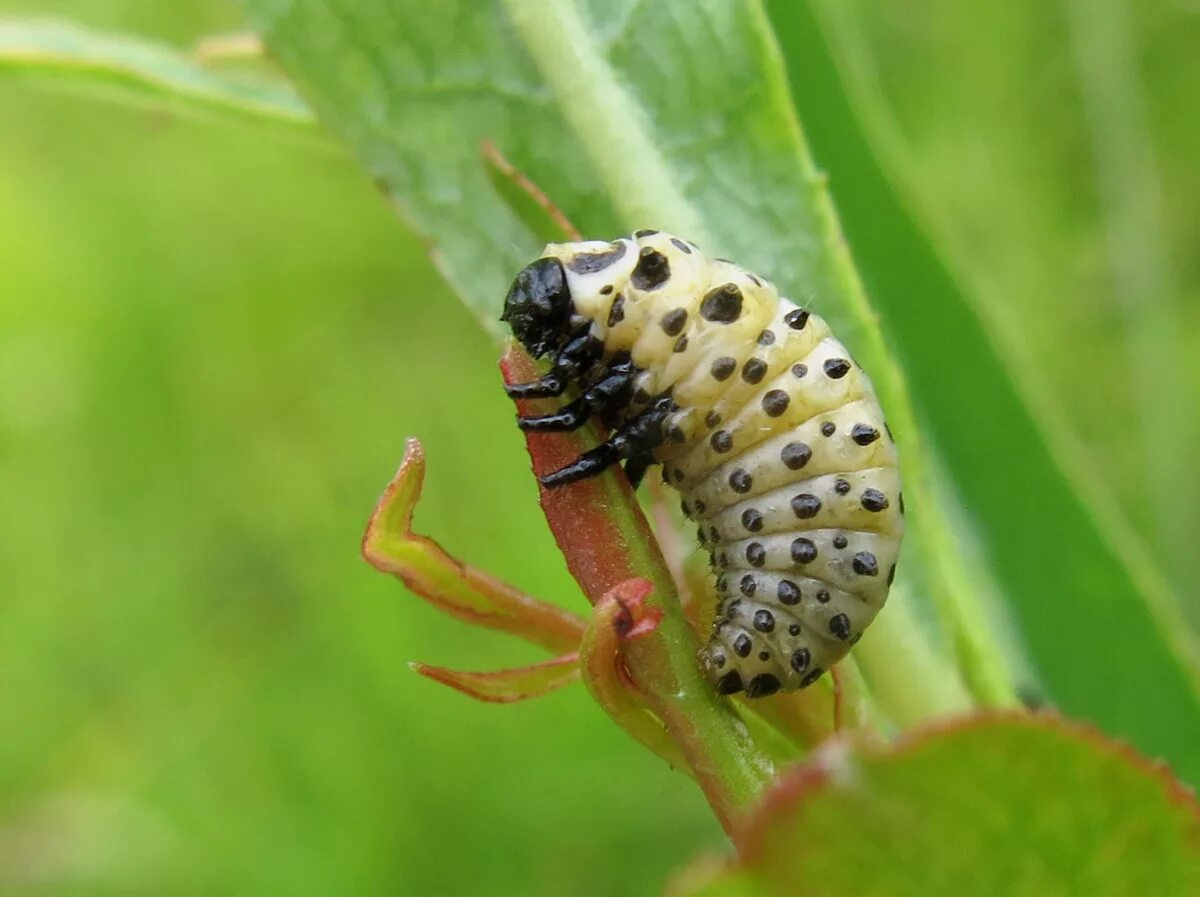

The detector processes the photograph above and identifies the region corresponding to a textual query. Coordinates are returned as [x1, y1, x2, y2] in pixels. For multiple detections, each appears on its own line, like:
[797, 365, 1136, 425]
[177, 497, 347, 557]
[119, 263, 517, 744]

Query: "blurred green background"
[0, 3, 717, 894]
[2, 1, 1198, 895]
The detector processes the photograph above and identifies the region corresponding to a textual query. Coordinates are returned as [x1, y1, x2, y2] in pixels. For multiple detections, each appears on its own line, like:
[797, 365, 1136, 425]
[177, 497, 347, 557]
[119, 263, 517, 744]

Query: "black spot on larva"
[711, 650, 726, 669]
[829, 613, 851, 641]
[851, 423, 880, 446]
[887, 563, 897, 585]
[635, 228, 659, 237]
[668, 425, 686, 444]
[784, 308, 810, 330]
[757, 329, 776, 346]
[711, 356, 737, 381]
[698, 527, 708, 544]
[762, 390, 790, 417]
[753, 609, 775, 633]
[567, 240, 627, 274]
[606, 294, 625, 326]
[781, 441, 812, 470]
[861, 489, 889, 512]
[739, 574, 757, 596]
[790, 537, 818, 564]
[741, 509, 764, 532]
[673, 335, 689, 353]
[660, 307, 688, 336]
[758, 650, 771, 662]
[631, 246, 670, 290]
[705, 410, 721, 429]
[853, 551, 879, 576]
[832, 534, 848, 549]
[778, 579, 800, 605]
[824, 357, 851, 379]
[821, 421, 836, 437]
[729, 469, 752, 493]
[599, 284, 614, 295]
[748, 274, 762, 287]
[733, 633, 752, 658]
[791, 493, 821, 519]
[716, 670, 744, 694]
[695, 499, 706, 514]
[816, 589, 831, 604]
[700, 284, 743, 323]
[899, 493, 906, 515]
[800, 667, 824, 687]
[850, 632, 862, 646]
[790, 648, 811, 674]
[670, 237, 692, 254]
[711, 430, 733, 453]
[746, 673, 781, 698]
[681, 500, 691, 517]
[746, 542, 766, 567]
[834, 478, 851, 495]
[791, 363, 808, 378]
[741, 358, 767, 384]
[673, 468, 684, 483]
[788, 623, 801, 636]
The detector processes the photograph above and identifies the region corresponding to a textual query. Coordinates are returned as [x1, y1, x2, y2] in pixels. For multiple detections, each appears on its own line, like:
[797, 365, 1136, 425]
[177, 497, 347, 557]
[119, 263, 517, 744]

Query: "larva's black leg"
[624, 454, 653, 489]
[539, 397, 673, 488]
[518, 397, 592, 432]
[582, 367, 635, 408]
[505, 372, 565, 399]
[539, 442, 620, 487]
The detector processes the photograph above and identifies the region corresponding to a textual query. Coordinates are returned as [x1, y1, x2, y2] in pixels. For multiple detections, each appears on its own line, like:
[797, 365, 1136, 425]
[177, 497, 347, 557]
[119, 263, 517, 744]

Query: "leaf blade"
[677, 713, 1200, 897]
[0, 18, 314, 129]
[764, 1, 1200, 782]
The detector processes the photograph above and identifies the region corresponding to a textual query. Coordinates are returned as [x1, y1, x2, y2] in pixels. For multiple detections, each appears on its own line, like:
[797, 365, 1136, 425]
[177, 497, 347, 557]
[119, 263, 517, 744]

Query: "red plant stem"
[503, 346, 774, 841]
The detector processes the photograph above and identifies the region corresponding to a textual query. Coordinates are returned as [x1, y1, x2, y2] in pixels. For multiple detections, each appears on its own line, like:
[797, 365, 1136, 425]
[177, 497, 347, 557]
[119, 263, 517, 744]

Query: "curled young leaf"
[411, 654, 580, 704]
[362, 438, 586, 655]
[579, 578, 690, 773]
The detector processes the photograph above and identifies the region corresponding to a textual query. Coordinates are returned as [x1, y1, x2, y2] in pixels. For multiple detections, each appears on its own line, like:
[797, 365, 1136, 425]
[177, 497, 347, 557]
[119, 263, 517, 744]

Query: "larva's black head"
[501, 257, 573, 357]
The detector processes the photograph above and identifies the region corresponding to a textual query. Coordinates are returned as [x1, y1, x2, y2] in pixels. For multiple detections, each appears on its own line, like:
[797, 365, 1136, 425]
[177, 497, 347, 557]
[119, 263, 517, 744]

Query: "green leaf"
[762, 3, 1200, 781]
[675, 713, 1200, 897]
[241, 0, 981, 730]
[0, 18, 313, 130]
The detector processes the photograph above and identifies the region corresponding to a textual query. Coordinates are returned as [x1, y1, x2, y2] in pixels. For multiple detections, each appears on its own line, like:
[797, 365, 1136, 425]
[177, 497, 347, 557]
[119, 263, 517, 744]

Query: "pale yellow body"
[542, 232, 904, 694]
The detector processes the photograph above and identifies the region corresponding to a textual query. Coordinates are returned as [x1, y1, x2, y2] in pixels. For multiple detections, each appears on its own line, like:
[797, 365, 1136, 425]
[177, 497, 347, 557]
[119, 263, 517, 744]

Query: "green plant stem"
[855, 588, 973, 729]
[623, 600, 777, 840]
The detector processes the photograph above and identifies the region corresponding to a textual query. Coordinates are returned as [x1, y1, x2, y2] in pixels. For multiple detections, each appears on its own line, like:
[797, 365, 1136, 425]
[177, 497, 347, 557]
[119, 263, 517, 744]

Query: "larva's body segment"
[503, 231, 904, 697]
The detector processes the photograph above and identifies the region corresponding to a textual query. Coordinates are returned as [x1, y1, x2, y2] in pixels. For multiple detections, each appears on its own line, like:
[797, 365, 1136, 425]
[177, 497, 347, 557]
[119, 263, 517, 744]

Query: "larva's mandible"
[502, 231, 904, 697]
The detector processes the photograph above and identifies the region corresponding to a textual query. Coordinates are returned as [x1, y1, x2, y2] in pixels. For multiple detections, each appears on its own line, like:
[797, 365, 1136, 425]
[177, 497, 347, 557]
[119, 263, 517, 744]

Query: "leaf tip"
[361, 436, 425, 571]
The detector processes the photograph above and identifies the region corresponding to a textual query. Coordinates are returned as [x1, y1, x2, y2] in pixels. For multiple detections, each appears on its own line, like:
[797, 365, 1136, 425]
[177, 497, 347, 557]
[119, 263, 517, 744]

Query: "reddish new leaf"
[412, 654, 580, 703]
[578, 578, 690, 771]
[362, 437, 586, 654]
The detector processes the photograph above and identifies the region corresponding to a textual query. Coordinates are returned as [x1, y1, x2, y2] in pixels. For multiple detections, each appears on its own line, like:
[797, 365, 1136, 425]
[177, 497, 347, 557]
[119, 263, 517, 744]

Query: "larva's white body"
[538, 231, 904, 696]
